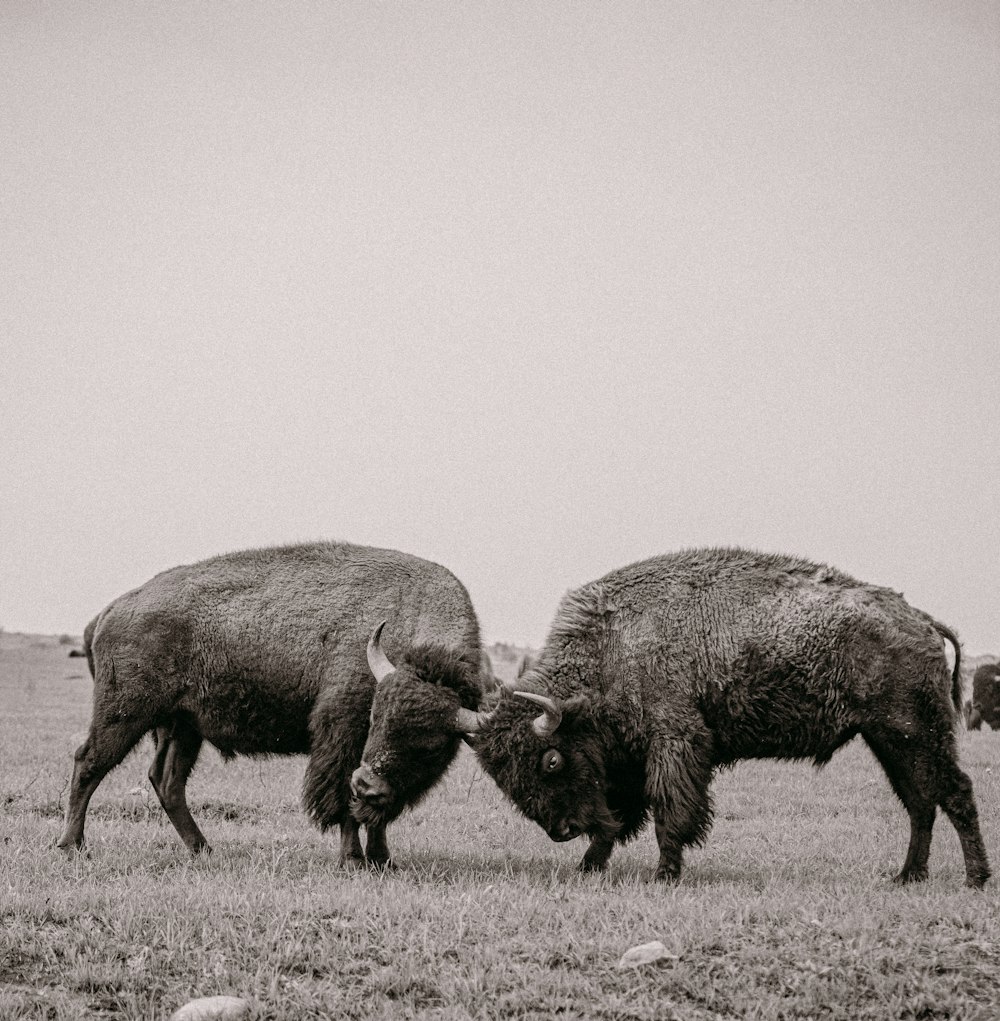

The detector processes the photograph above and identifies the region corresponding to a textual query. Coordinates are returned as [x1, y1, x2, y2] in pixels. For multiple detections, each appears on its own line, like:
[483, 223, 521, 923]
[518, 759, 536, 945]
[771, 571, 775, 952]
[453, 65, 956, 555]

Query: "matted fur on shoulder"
[545, 583, 613, 647]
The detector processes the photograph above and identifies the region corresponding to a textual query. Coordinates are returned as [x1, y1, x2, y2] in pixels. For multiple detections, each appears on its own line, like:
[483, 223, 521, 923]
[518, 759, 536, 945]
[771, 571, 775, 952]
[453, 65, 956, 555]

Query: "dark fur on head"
[352, 643, 483, 826]
[404, 644, 483, 709]
[470, 690, 635, 847]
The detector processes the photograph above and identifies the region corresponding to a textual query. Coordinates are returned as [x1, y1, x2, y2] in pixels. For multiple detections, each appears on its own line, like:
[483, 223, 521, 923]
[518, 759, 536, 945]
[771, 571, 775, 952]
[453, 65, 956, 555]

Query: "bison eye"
[541, 748, 564, 775]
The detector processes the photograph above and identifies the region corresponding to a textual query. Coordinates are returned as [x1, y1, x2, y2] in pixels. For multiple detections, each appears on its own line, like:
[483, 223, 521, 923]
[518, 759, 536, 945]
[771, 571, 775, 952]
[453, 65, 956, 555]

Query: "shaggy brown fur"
[474, 548, 989, 886]
[349, 644, 482, 829]
[364, 547, 990, 887]
[57, 541, 483, 867]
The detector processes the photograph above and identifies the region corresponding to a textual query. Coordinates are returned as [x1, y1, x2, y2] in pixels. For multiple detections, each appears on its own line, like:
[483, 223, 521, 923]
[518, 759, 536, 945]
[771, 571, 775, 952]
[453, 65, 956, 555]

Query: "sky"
[2, 1, 998, 651]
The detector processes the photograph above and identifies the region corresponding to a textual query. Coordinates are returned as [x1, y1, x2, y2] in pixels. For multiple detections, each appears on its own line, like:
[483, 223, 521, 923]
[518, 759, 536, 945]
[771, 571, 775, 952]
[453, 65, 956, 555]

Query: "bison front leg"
[304, 681, 371, 869]
[364, 823, 392, 869]
[337, 818, 366, 869]
[580, 834, 615, 873]
[304, 759, 366, 870]
[646, 728, 715, 882]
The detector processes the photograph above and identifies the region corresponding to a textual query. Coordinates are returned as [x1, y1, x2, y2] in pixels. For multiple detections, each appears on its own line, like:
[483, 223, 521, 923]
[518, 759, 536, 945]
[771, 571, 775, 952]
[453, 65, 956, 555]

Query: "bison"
[57, 541, 484, 867]
[965, 662, 1000, 731]
[356, 547, 991, 887]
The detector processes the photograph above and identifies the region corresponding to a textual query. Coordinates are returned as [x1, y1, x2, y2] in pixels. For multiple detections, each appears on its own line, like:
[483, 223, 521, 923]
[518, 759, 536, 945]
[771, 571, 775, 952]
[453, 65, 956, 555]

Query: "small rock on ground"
[617, 940, 679, 969]
[169, 995, 252, 1020]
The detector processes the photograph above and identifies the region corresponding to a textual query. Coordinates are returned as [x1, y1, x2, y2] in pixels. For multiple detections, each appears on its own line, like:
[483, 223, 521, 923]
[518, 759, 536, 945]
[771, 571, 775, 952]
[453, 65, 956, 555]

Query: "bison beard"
[457, 548, 990, 888]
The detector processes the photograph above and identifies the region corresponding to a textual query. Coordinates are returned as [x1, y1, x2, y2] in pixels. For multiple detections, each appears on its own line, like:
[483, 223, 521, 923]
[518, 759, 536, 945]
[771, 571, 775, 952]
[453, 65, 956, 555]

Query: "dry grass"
[2, 633, 998, 1020]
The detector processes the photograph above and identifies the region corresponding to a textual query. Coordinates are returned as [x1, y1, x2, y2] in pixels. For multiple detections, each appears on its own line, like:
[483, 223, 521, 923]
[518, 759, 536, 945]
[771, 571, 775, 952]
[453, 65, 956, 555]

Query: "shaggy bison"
[965, 662, 1000, 731]
[356, 547, 990, 887]
[57, 541, 484, 866]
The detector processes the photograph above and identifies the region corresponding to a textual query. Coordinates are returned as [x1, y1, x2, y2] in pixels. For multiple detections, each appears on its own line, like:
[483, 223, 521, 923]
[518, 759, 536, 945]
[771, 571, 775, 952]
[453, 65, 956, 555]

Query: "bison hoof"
[340, 854, 367, 871]
[367, 856, 395, 872]
[892, 868, 928, 885]
[965, 867, 991, 890]
[578, 857, 608, 874]
[653, 864, 681, 883]
[56, 836, 88, 856]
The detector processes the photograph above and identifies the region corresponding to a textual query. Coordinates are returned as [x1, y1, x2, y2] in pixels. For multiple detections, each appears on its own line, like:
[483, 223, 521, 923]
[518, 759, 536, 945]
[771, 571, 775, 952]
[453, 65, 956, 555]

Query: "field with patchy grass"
[2, 632, 999, 1020]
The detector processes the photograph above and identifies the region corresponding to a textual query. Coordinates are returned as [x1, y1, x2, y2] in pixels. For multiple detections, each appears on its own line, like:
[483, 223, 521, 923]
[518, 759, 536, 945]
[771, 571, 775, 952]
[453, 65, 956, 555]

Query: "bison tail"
[931, 620, 962, 713]
[82, 615, 98, 680]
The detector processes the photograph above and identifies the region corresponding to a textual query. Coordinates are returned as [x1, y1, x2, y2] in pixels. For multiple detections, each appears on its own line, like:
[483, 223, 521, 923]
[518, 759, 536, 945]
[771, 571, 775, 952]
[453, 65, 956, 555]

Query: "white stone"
[617, 940, 678, 969]
[169, 995, 252, 1021]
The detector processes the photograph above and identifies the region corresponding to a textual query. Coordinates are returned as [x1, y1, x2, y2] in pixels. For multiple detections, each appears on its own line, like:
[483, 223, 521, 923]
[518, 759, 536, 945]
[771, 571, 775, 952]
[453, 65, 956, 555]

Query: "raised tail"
[931, 620, 962, 712]
[82, 615, 97, 680]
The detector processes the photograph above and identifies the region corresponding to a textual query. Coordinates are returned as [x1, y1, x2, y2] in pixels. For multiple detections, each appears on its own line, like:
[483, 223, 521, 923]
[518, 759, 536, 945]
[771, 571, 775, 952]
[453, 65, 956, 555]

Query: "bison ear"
[515, 654, 536, 679]
[559, 694, 593, 728]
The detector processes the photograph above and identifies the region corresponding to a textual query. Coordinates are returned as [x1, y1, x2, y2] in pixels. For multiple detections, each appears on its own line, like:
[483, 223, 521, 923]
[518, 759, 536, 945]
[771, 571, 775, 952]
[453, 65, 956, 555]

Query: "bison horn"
[366, 621, 396, 684]
[455, 706, 495, 734]
[501, 676, 546, 696]
[512, 690, 563, 738]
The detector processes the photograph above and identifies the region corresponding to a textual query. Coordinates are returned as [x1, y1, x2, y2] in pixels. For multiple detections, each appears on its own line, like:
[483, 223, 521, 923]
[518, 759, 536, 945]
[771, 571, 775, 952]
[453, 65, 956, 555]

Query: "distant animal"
[966, 663, 1000, 731]
[356, 547, 990, 887]
[964, 700, 979, 729]
[67, 648, 87, 658]
[57, 541, 484, 867]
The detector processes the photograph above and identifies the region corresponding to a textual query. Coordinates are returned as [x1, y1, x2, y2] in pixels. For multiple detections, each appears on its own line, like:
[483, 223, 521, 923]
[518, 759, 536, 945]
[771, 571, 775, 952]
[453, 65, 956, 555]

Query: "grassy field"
[2, 633, 998, 1020]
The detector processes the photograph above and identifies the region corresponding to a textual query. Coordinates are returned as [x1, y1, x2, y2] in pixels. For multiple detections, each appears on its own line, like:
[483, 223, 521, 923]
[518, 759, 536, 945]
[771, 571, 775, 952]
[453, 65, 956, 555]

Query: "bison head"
[350, 623, 483, 826]
[460, 681, 621, 847]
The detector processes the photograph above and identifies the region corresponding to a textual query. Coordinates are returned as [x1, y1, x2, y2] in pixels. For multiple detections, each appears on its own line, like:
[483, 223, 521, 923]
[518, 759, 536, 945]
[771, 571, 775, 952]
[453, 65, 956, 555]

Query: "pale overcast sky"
[2, 2, 998, 651]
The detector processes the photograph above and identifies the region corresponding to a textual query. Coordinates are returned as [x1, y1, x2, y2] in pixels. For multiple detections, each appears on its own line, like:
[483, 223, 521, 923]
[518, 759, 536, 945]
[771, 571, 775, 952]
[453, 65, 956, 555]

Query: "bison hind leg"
[148, 717, 209, 854]
[931, 759, 991, 888]
[57, 716, 151, 851]
[863, 729, 936, 883]
[864, 726, 991, 887]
